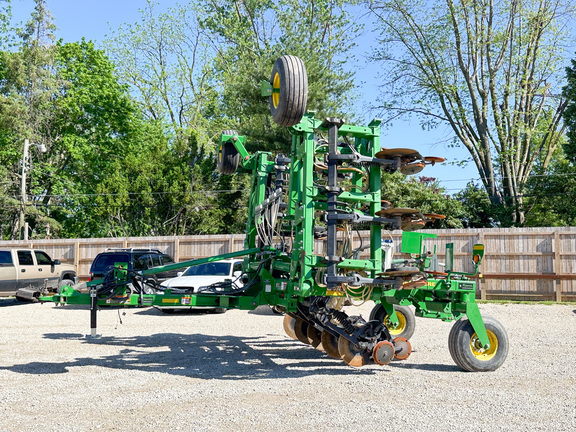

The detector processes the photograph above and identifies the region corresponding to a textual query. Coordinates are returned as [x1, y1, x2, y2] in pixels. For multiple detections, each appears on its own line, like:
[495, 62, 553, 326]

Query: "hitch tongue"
[15, 287, 41, 302]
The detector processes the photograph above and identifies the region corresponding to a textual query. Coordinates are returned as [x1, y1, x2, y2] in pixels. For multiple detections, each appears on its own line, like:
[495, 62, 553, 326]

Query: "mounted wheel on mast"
[265, 55, 308, 127]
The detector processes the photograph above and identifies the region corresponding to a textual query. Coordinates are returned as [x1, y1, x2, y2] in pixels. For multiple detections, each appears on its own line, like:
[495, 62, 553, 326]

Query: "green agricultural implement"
[41, 55, 508, 372]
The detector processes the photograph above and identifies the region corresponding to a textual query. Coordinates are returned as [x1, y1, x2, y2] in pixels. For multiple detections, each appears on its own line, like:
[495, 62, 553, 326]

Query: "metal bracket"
[260, 80, 273, 97]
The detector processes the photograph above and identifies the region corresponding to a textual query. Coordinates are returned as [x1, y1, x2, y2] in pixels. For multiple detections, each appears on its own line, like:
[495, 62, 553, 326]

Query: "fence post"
[554, 231, 562, 302]
[478, 231, 486, 300]
[74, 241, 80, 270]
[174, 238, 180, 262]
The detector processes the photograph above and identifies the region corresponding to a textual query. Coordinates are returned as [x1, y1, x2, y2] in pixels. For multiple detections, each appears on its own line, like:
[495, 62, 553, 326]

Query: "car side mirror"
[177, 271, 183, 277]
[53, 259, 61, 265]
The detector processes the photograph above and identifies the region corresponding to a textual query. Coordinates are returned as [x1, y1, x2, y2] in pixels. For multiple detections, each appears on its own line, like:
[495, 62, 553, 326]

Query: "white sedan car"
[157, 259, 243, 313]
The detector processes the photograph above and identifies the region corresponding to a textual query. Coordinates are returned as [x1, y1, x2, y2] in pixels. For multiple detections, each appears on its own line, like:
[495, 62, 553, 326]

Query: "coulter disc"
[293, 317, 311, 345]
[338, 335, 370, 367]
[321, 330, 341, 359]
[307, 325, 324, 351]
[283, 315, 298, 340]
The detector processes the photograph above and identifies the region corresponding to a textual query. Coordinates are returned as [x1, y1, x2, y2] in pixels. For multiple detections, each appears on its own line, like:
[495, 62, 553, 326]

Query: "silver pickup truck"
[0, 248, 77, 301]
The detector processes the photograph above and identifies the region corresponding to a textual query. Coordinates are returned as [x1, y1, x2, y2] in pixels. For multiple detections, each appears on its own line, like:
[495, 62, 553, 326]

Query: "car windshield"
[94, 254, 130, 271]
[182, 262, 231, 277]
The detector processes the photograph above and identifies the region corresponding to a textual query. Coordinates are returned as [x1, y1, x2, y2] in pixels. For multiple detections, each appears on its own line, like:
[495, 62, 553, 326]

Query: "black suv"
[89, 248, 178, 282]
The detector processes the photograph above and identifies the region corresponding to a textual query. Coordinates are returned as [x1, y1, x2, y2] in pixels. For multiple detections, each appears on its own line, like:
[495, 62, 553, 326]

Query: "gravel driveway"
[0, 299, 574, 431]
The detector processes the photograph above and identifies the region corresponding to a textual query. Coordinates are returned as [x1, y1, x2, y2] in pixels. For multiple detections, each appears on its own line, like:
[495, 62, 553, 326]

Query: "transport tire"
[269, 55, 308, 127]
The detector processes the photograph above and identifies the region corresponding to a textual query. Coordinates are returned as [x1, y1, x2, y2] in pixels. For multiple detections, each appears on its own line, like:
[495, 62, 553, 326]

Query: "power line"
[4, 189, 245, 200]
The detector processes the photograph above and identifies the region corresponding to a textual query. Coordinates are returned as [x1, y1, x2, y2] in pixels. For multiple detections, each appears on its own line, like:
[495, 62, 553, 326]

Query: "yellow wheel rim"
[272, 72, 280, 108]
[470, 329, 498, 361]
[386, 311, 406, 336]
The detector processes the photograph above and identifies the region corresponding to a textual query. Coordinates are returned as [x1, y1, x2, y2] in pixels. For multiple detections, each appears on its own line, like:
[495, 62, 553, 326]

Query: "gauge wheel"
[321, 330, 341, 359]
[283, 315, 298, 340]
[448, 315, 509, 372]
[306, 325, 324, 351]
[293, 317, 311, 345]
[338, 335, 370, 367]
[217, 130, 239, 175]
[370, 304, 416, 340]
[372, 340, 395, 366]
[269, 55, 308, 127]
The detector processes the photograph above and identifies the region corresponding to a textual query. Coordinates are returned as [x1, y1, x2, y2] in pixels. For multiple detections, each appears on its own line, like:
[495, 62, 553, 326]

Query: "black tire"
[269, 55, 308, 127]
[369, 304, 416, 340]
[448, 315, 509, 372]
[447, 316, 467, 364]
[57, 279, 73, 294]
[218, 130, 240, 175]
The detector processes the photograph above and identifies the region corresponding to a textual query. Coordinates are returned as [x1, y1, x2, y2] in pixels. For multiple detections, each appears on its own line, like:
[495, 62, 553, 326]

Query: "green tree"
[381, 172, 466, 228]
[453, 183, 502, 228]
[104, 0, 362, 236]
[0, 1, 10, 42]
[523, 149, 576, 226]
[43, 39, 145, 237]
[104, 1, 219, 148]
[87, 124, 249, 237]
[369, 0, 573, 226]
[0, 0, 60, 239]
[563, 53, 576, 163]
[51, 39, 248, 237]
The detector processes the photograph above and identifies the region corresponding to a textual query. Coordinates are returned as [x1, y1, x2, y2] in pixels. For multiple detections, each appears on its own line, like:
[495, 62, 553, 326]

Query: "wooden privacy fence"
[1, 227, 575, 302]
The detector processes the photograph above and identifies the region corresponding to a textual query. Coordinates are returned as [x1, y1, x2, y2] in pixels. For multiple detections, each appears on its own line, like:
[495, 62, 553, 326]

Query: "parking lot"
[0, 299, 575, 431]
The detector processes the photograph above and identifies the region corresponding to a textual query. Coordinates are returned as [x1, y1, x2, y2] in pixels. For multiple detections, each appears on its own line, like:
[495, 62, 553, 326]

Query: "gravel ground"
[0, 299, 574, 432]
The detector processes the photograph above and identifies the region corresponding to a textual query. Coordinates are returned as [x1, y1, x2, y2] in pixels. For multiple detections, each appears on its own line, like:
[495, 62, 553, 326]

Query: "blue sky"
[7, 0, 513, 194]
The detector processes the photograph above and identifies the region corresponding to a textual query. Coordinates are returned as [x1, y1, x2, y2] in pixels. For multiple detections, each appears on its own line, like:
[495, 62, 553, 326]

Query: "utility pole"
[19, 139, 46, 240]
